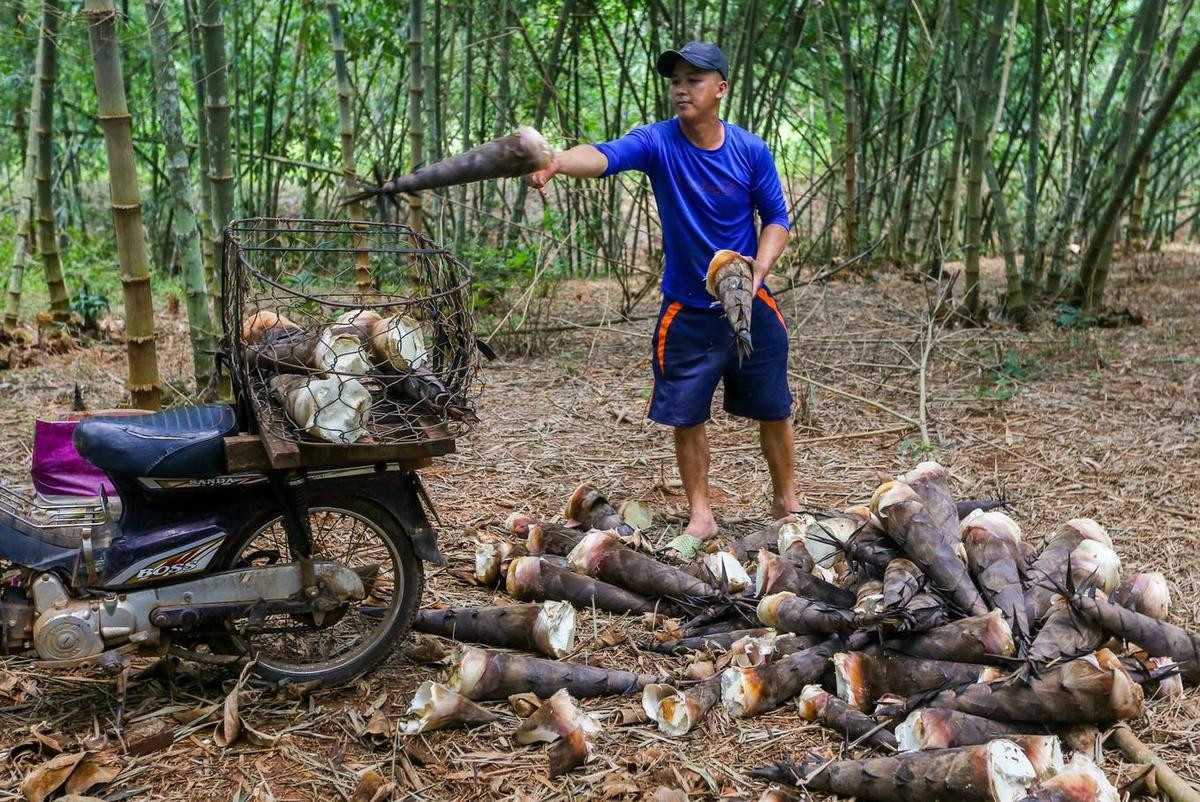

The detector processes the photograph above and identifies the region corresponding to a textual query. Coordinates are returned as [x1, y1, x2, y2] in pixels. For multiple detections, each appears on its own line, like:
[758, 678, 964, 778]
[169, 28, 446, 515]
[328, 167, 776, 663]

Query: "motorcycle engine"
[0, 585, 33, 654]
[31, 573, 139, 662]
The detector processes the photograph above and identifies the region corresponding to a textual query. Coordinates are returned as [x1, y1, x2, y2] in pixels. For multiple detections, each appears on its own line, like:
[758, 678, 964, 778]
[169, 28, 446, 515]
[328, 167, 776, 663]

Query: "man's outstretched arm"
[527, 145, 608, 192]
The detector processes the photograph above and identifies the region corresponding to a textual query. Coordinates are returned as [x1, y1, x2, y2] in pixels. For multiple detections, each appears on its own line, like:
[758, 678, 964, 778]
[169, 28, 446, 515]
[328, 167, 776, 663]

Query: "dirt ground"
[0, 250, 1197, 801]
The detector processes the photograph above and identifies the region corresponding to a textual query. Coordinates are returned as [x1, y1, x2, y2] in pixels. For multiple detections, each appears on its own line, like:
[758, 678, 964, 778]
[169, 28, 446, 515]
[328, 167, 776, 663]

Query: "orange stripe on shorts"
[656, 301, 684, 370]
[757, 287, 787, 330]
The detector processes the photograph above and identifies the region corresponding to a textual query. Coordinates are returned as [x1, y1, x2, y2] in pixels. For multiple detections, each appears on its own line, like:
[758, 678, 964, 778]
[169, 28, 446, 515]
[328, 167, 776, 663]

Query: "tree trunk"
[3, 17, 42, 331]
[407, 0, 425, 232]
[961, 0, 1007, 322]
[84, 0, 163, 410]
[1077, 12, 1198, 311]
[201, 0, 235, 313]
[145, 0, 216, 395]
[1074, 0, 1162, 309]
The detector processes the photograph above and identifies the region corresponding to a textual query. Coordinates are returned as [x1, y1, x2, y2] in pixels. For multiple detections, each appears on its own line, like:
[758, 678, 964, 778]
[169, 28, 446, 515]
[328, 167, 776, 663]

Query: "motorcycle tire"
[205, 492, 424, 687]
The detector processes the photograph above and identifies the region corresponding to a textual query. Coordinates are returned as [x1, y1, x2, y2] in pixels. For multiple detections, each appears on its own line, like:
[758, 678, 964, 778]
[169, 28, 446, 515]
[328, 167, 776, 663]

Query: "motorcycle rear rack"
[0, 482, 112, 548]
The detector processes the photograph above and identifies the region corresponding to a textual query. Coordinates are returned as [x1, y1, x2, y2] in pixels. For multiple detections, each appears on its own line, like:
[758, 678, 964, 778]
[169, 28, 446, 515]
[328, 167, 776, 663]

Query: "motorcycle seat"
[73, 404, 238, 479]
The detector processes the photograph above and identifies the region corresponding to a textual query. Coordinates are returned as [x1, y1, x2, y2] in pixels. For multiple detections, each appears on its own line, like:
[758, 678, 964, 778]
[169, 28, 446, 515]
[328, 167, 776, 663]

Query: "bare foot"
[771, 495, 798, 520]
[684, 512, 719, 540]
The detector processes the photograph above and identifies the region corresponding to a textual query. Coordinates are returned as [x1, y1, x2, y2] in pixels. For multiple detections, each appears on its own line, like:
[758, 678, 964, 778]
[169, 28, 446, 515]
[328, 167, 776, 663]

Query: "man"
[528, 42, 795, 540]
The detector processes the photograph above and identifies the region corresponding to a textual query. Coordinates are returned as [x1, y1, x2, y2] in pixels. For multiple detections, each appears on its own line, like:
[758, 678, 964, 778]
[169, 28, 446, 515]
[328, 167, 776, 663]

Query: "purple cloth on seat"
[31, 419, 115, 497]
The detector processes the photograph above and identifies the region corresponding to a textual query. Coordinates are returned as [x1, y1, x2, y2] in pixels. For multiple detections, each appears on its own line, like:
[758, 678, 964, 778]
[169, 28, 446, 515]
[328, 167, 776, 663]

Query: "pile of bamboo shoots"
[399, 466, 1200, 799]
[242, 307, 472, 443]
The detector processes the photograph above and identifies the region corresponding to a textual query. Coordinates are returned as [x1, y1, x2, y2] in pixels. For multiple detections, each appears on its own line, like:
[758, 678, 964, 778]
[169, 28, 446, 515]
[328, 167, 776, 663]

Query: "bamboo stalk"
[3, 22, 41, 331]
[84, 0, 163, 410]
[144, 0, 216, 394]
[33, 0, 69, 321]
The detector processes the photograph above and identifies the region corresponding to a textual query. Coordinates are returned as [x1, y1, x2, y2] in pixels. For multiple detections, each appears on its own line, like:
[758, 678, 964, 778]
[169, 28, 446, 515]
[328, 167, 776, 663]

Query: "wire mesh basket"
[222, 218, 478, 454]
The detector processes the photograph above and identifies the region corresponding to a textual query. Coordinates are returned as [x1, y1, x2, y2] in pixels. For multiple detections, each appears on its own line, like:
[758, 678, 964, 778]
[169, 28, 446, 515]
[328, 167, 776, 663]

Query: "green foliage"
[1056, 304, 1099, 328]
[974, 348, 1044, 402]
[69, 282, 109, 330]
[898, 437, 936, 460]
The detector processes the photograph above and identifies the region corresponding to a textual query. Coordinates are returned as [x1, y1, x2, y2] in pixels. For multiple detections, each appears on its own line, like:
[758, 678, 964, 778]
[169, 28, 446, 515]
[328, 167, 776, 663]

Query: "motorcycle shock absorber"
[266, 469, 318, 595]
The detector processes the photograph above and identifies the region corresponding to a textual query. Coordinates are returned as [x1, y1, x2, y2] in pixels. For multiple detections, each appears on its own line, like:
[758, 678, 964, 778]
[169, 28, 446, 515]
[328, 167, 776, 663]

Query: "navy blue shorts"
[649, 288, 793, 427]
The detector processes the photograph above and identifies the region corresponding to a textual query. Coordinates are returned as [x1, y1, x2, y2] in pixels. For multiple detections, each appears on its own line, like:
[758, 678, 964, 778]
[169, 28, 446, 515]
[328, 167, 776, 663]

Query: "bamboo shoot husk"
[513, 688, 601, 745]
[835, 651, 990, 712]
[347, 126, 552, 202]
[450, 647, 662, 701]
[506, 556, 659, 615]
[526, 522, 583, 556]
[705, 250, 755, 363]
[896, 709, 1042, 751]
[398, 681, 499, 733]
[313, 322, 372, 375]
[927, 649, 1144, 722]
[751, 741, 1038, 802]
[899, 461, 958, 531]
[796, 684, 898, 750]
[755, 550, 856, 607]
[1071, 591, 1200, 683]
[413, 602, 575, 658]
[1019, 754, 1119, 802]
[725, 515, 804, 561]
[758, 591, 857, 636]
[1026, 519, 1111, 623]
[1111, 573, 1170, 621]
[642, 676, 722, 736]
[269, 374, 371, 443]
[720, 638, 840, 717]
[962, 521, 1031, 643]
[886, 610, 1016, 664]
[569, 531, 717, 600]
[564, 483, 633, 535]
[872, 481, 988, 616]
[368, 314, 428, 370]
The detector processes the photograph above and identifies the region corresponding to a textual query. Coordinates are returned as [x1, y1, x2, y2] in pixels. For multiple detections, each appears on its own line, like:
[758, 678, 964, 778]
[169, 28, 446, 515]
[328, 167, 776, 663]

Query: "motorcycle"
[0, 402, 444, 689]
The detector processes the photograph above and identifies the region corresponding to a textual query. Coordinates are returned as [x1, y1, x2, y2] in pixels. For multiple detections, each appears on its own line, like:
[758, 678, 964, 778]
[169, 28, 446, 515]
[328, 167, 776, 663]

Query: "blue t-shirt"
[594, 119, 790, 308]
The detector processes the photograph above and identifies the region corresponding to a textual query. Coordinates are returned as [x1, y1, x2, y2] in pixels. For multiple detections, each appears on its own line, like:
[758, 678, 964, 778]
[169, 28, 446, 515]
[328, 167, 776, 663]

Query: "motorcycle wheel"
[206, 493, 423, 687]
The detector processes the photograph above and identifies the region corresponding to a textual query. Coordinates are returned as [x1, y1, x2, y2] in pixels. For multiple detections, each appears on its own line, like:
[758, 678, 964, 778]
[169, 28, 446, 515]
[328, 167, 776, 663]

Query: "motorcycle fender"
[363, 472, 446, 566]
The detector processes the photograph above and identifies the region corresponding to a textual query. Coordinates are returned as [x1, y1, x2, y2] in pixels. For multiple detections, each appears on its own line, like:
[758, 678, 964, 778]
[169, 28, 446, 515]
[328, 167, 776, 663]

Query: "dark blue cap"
[656, 41, 729, 79]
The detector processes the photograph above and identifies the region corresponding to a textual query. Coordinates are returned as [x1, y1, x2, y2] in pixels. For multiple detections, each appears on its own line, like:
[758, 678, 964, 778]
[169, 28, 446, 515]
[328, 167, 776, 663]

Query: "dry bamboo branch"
[1107, 725, 1200, 802]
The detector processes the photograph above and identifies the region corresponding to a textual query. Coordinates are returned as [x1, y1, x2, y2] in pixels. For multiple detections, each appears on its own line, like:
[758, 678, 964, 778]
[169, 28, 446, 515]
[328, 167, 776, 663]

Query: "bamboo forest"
[0, 1, 1198, 800]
